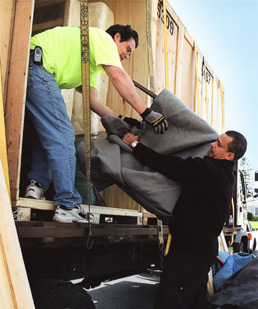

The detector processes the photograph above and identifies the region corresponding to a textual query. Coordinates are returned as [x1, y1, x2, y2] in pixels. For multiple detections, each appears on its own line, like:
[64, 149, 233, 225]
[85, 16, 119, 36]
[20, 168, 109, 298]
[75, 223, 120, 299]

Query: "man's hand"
[140, 108, 168, 134]
[123, 133, 139, 147]
[121, 116, 142, 129]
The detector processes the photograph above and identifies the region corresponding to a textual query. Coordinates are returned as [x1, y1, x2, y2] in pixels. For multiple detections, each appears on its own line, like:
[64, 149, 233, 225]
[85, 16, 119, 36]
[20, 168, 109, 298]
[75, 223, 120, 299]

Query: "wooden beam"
[32, 18, 63, 32]
[15, 197, 143, 218]
[5, 0, 35, 201]
[0, 0, 15, 105]
[0, 161, 35, 308]
[15, 221, 170, 239]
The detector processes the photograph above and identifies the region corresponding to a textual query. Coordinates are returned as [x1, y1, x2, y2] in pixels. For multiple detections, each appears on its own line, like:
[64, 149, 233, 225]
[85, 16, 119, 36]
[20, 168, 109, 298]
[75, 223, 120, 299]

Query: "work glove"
[123, 117, 142, 130]
[118, 115, 142, 130]
[140, 108, 168, 134]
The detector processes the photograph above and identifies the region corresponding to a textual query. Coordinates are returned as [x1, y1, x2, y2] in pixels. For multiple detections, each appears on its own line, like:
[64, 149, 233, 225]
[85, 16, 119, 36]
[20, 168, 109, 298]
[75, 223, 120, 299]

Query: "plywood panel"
[104, 185, 139, 210]
[97, 0, 149, 119]
[92, 0, 150, 210]
[178, 33, 195, 110]
[154, 0, 178, 94]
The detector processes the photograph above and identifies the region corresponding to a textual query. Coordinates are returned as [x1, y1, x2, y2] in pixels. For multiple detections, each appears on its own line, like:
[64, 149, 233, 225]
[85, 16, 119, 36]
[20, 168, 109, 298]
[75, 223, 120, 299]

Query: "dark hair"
[106, 24, 139, 48]
[226, 130, 247, 161]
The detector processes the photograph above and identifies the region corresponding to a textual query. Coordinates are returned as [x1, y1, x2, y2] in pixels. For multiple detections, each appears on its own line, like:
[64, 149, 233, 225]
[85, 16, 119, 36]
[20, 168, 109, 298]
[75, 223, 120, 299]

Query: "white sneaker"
[24, 180, 45, 200]
[53, 205, 94, 223]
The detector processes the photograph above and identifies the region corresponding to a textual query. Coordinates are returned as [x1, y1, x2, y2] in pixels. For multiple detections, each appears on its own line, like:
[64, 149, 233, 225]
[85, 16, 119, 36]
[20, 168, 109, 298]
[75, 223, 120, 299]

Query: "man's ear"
[114, 32, 121, 43]
[226, 152, 235, 161]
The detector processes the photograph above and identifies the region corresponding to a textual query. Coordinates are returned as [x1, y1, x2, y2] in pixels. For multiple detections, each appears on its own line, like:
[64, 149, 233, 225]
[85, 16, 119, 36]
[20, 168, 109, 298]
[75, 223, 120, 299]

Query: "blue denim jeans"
[26, 54, 82, 208]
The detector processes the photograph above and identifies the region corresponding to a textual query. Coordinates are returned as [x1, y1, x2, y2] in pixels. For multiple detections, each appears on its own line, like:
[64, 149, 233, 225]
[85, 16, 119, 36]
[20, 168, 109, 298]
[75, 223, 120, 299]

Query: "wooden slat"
[0, 0, 15, 105]
[16, 221, 170, 239]
[0, 161, 34, 308]
[32, 18, 63, 32]
[15, 197, 143, 217]
[5, 0, 35, 201]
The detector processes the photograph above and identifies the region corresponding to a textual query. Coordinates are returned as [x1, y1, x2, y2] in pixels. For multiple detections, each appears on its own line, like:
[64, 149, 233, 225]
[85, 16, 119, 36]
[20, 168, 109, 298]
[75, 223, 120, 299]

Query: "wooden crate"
[3, 0, 225, 220]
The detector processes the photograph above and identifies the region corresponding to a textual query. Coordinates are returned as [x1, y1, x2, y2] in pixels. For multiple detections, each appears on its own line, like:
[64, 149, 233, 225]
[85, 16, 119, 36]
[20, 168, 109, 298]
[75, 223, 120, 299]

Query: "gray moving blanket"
[211, 257, 258, 308]
[77, 88, 218, 220]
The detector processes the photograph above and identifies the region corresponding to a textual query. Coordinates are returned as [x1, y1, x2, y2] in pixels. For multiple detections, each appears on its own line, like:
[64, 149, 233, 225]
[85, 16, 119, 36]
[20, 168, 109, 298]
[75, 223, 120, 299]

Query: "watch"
[131, 141, 138, 148]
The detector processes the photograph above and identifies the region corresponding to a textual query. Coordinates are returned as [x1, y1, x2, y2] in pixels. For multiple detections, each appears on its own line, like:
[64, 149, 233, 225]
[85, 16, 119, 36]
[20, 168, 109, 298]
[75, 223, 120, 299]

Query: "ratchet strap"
[219, 81, 225, 132]
[80, 0, 93, 248]
[80, 0, 90, 208]
[162, 0, 169, 88]
[194, 42, 200, 116]
[133, 80, 156, 99]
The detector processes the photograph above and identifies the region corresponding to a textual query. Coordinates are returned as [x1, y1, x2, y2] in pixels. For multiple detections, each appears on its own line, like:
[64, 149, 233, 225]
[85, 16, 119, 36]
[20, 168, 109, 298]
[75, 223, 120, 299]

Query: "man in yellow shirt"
[25, 24, 167, 223]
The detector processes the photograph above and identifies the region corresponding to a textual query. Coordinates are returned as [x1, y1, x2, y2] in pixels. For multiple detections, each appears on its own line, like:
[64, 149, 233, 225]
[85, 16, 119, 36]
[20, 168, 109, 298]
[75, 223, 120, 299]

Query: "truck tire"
[31, 279, 95, 309]
[233, 241, 243, 253]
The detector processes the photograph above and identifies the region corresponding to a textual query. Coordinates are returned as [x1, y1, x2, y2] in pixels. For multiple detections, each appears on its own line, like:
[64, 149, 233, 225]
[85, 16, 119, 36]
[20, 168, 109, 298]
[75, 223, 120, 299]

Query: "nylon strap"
[211, 77, 214, 127]
[162, 0, 169, 88]
[219, 81, 225, 132]
[194, 42, 200, 115]
[164, 233, 171, 256]
[133, 80, 157, 99]
[146, 0, 155, 93]
[80, 1, 92, 247]
[205, 72, 209, 122]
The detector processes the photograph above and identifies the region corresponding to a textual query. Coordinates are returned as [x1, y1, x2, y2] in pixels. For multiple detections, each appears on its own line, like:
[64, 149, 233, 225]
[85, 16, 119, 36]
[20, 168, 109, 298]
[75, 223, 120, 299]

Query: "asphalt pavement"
[87, 270, 160, 309]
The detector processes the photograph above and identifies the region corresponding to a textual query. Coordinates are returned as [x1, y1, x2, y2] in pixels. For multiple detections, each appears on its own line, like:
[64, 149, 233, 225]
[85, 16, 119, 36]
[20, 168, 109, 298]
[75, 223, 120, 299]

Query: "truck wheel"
[32, 279, 95, 309]
[233, 241, 244, 253]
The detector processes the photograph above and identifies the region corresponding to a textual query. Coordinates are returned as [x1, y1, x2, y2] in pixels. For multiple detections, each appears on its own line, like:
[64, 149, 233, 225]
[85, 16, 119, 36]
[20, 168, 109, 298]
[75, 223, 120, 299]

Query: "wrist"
[140, 107, 151, 119]
[131, 140, 138, 148]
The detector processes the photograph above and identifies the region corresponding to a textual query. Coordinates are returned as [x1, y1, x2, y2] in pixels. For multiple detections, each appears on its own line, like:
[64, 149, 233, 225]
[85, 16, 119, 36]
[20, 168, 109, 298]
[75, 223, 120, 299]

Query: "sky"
[168, 0, 258, 171]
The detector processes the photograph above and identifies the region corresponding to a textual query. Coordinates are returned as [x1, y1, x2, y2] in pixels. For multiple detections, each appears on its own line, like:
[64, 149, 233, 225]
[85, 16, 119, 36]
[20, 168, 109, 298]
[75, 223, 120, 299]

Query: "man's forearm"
[104, 65, 147, 115]
[90, 86, 118, 117]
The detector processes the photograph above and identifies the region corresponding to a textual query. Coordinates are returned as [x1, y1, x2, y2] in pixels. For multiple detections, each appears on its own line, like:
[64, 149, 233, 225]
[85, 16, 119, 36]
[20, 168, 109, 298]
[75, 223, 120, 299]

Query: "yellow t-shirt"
[30, 26, 123, 89]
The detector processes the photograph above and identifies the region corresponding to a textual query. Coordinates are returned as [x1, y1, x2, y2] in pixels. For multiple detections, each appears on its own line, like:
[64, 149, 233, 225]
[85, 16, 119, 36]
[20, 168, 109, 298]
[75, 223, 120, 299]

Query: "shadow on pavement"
[88, 270, 160, 308]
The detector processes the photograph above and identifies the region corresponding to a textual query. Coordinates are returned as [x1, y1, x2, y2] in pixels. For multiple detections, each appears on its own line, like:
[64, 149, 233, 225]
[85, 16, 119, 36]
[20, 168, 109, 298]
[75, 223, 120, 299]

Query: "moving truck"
[0, 0, 245, 307]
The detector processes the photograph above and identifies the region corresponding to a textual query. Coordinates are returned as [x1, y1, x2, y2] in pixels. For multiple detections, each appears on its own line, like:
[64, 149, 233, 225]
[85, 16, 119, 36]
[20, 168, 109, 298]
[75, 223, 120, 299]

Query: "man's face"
[208, 133, 234, 160]
[114, 33, 136, 61]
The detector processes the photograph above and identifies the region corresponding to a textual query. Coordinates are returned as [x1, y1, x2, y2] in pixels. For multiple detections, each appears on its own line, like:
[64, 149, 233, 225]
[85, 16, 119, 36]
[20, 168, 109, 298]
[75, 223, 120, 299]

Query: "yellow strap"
[164, 233, 172, 256]
[228, 198, 235, 247]
[204, 62, 209, 122]
[0, 64, 11, 199]
[219, 81, 225, 132]
[146, 0, 155, 93]
[194, 42, 200, 115]
[211, 77, 214, 127]
[80, 0, 91, 208]
[163, 0, 169, 88]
